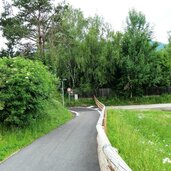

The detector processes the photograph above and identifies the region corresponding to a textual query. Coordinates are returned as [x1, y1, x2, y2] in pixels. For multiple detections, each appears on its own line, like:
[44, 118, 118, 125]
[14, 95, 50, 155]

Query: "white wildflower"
[138, 114, 144, 119]
[135, 128, 139, 132]
[25, 77, 29, 79]
[159, 148, 164, 153]
[152, 133, 155, 137]
[163, 157, 171, 164]
[147, 140, 154, 145]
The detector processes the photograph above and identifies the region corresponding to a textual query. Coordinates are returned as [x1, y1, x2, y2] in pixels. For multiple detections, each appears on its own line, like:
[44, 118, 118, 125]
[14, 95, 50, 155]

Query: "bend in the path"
[0, 107, 100, 171]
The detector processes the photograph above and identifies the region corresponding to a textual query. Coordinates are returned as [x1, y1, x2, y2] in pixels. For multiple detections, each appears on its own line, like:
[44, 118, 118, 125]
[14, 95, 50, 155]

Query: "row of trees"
[1, 0, 171, 97]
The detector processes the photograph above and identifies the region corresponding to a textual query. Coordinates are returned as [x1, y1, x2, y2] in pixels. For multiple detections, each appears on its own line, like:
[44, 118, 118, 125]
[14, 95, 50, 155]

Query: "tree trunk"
[37, 9, 43, 58]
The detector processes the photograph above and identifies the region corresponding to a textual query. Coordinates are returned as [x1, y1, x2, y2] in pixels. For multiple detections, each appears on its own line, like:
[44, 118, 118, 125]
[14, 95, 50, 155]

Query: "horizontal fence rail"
[94, 96, 132, 171]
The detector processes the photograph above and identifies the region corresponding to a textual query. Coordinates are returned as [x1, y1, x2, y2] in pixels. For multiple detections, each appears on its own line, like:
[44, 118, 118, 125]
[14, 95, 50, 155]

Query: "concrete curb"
[69, 110, 79, 117]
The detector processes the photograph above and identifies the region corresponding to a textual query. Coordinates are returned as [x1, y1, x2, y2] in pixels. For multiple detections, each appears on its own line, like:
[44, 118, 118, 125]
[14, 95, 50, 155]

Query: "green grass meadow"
[0, 99, 72, 162]
[107, 109, 171, 171]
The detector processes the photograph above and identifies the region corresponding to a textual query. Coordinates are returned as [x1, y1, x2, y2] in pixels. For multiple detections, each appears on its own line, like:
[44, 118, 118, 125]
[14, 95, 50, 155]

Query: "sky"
[0, 0, 171, 49]
[66, 0, 171, 43]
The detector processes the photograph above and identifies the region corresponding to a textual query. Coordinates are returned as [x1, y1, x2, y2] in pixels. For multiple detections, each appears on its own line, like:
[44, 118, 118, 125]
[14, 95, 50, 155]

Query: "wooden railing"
[94, 96, 132, 171]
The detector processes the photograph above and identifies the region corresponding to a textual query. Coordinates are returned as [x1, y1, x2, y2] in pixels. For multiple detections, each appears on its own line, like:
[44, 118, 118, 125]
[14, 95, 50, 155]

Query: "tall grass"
[65, 97, 95, 107]
[0, 98, 72, 162]
[100, 94, 171, 106]
[107, 109, 171, 171]
[64, 94, 171, 107]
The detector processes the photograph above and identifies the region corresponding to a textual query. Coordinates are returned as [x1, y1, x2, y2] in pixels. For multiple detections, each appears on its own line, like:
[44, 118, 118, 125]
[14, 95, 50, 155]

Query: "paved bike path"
[0, 108, 100, 171]
[109, 103, 171, 110]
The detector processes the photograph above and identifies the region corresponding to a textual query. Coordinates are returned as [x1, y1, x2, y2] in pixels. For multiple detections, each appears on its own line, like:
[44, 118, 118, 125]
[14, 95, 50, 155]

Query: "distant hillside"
[157, 42, 166, 50]
[151, 41, 166, 51]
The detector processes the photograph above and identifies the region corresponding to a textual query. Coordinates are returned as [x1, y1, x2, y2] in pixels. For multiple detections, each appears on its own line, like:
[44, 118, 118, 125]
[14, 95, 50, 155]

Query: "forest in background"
[1, 0, 171, 98]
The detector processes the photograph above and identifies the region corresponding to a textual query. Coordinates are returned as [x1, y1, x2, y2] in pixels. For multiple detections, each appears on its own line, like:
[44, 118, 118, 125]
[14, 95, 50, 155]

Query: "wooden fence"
[145, 86, 171, 95]
[94, 96, 132, 171]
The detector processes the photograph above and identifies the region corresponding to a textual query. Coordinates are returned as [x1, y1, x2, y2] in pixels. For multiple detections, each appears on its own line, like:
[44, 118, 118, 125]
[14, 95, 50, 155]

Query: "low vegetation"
[0, 57, 57, 126]
[100, 94, 171, 106]
[107, 109, 171, 171]
[66, 94, 171, 107]
[65, 97, 95, 107]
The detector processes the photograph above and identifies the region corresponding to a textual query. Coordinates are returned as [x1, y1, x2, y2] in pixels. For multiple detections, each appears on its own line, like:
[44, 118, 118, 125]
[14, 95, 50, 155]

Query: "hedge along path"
[94, 96, 132, 171]
[0, 57, 57, 126]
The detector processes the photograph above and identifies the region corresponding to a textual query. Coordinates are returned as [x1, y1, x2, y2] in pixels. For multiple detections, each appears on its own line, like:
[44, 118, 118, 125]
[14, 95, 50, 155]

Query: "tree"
[0, 0, 67, 57]
[103, 31, 123, 89]
[77, 16, 113, 94]
[46, 8, 115, 94]
[120, 9, 158, 97]
[45, 6, 87, 88]
[166, 31, 171, 57]
[158, 32, 171, 86]
[0, 49, 9, 57]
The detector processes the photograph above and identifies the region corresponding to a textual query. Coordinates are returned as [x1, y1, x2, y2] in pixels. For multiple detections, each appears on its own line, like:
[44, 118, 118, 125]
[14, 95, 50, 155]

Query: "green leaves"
[119, 9, 159, 97]
[0, 57, 58, 127]
[1, 4, 171, 98]
[0, 0, 67, 57]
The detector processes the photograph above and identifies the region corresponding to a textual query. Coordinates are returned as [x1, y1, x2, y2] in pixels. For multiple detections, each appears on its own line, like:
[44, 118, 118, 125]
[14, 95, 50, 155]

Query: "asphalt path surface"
[109, 103, 171, 110]
[0, 107, 100, 171]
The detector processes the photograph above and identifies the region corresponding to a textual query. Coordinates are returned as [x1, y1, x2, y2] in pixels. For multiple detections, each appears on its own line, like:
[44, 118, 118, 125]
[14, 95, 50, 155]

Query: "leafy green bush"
[78, 83, 94, 97]
[0, 57, 58, 126]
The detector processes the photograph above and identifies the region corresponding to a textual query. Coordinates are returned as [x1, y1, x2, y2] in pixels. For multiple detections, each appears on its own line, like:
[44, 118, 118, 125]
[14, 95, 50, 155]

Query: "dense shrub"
[0, 57, 58, 126]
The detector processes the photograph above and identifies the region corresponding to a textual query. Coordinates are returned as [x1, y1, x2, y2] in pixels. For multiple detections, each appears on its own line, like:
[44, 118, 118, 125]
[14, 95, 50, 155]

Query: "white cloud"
[66, 0, 171, 43]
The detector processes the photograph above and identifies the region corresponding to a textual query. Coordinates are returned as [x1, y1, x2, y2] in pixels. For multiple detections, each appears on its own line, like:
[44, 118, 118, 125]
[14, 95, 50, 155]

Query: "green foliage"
[107, 109, 171, 171]
[0, 57, 58, 126]
[156, 50, 171, 86]
[46, 6, 116, 93]
[46, 5, 88, 87]
[99, 94, 171, 106]
[0, 0, 67, 57]
[119, 9, 160, 97]
[54, 94, 171, 107]
[66, 97, 94, 107]
[45, 7, 170, 97]
[0, 96, 72, 161]
[78, 16, 111, 89]
[1, 3, 171, 97]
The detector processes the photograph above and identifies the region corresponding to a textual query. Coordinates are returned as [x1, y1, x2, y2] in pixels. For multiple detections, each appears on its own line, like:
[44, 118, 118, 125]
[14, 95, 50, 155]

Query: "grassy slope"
[0, 98, 72, 162]
[107, 109, 171, 171]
